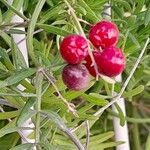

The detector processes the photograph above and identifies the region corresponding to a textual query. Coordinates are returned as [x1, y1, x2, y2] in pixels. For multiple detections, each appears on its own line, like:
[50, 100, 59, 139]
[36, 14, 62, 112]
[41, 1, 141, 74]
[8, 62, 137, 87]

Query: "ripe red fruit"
[89, 20, 119, 49]
[84, 51, 101, 77]
[97, 47, 126, 77]
[60, 34, 88, 64]
[62, 64, 90, 90]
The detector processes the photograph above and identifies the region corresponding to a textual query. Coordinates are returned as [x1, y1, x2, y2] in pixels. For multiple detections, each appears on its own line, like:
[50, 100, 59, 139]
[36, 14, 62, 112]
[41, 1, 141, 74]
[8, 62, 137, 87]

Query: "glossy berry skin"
[89, 20, 119, 49]
[60, 34, 88, 64]
[84, 51, 101, 77]
[62, 64, 90, 91]
[97, 47, 126, 77]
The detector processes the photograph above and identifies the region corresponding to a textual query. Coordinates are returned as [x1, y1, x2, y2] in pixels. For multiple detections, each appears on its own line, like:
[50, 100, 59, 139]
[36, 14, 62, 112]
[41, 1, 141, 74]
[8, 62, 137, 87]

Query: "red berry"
[89, 20, 119, 49]
[84, 51, 101, 77]
[62, 64, 90, 90]
[96, 47, 126, 77]
[60, 34, 88, 64]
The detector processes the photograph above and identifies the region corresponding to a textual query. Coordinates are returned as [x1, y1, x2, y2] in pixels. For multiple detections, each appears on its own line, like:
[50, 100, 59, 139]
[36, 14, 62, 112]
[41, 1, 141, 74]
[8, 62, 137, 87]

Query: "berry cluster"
[60, 20, 126, 90]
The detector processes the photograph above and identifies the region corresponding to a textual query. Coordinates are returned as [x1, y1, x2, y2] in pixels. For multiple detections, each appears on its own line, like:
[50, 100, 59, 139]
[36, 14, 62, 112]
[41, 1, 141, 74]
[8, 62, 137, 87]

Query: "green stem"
[104, 81, 111, 96]
[132, 107, 141, 150]
[35, 70, 43, 145]
[108, 109, 150, 123]
[26, 0, 46, 66]
[0, 0, 28, 21]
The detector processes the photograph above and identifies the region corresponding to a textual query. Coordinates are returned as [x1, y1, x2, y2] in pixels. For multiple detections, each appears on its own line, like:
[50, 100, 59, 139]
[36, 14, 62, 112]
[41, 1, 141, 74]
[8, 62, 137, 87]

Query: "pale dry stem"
[40, 68, 78, 117]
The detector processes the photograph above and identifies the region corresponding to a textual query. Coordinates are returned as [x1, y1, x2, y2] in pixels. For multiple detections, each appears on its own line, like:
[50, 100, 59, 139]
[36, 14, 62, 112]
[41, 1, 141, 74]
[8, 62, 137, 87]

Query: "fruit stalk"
[63, 0, 99, 79]
[94, 37, 150, 118]
[63, 0, 85, 37]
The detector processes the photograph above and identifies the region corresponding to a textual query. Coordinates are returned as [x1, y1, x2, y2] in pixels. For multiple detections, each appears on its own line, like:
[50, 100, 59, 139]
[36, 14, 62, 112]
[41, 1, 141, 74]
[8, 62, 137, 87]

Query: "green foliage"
[16, 99, 36, 126]
[37, 23, 72, 36]
[0, 68, 36, 88]
[10, 143, 34, 150]
[0, 0, 149, 149]
[145, 134, 150, 150]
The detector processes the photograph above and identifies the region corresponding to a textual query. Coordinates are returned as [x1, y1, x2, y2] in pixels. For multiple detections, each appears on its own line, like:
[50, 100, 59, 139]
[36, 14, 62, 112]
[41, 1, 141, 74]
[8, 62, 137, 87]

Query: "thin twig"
[0, 98, 17, 108]
[40, 111, 85, 150]
[78, 18, 93, 27]
[65, 128, 85, 150]
[0, 22, 28, 30]
[64, 0, 85, 36]
[40, 68, 78, 117]
[94, 37, 150, 116]
[85, 120, 90, 150]
[71, 121, 85, 133]
[7, 29, 43, 53]
[63, 0, 99, 80]
[72, 37, 150, 133]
